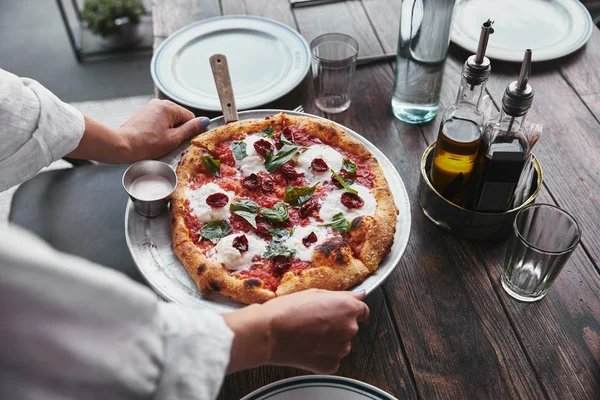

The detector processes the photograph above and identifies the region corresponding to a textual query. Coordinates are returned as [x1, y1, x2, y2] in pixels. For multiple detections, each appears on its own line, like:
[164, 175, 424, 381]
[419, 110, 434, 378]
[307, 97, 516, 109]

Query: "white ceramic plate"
[451, 0, 593, 62]
[241, 375, 398, 400]
[125, 110, 411, 313]
[151, 16, 310, 111]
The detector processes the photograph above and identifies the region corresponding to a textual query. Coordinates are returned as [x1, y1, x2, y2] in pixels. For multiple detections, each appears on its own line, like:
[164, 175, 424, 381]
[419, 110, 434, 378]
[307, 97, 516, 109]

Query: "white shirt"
[0, 69, 234, 400]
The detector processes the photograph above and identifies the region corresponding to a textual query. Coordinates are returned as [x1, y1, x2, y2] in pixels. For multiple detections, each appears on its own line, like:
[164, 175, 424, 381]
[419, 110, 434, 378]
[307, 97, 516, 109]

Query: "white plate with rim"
[451, 0, 593, 62]
[240, 375, 398, 400]
[124, 110, 411, 313]
[151, 16, 310, 111]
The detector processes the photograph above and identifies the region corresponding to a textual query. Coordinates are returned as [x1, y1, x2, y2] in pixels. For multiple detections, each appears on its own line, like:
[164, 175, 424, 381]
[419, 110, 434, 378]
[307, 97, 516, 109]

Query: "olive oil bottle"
[430, 20, 494, 206]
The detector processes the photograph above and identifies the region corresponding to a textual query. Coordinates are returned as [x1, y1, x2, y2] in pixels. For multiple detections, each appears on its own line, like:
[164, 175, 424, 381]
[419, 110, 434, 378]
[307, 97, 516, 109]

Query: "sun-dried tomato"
[232, 235, 249, 253]
[302, 232, 318, 247]
[311, 158, 328, 172]
[341, 192, 364, 209]
[331, 170, 353, 188]
[261, 175, 274, 192]
[299, 197, 318, 219]
[280, 163, 298, 180]
[273, 255, 291, 270]
[254, 139, 274, 157]
[282, 126, 294, 142]
[205, 193, 228, 208]
[242, 173, 260, 190]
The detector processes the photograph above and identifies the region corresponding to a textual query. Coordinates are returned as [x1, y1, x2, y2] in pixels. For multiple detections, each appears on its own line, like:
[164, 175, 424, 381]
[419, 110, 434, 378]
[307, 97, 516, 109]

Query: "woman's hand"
[68, 99, 209, 163]
[117, 99, 210, 162]
[222, 289, 370, 374]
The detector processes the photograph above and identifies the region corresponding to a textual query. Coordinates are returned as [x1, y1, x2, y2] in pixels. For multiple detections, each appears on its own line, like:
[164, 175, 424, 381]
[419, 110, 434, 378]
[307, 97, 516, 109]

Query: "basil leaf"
[258, 126, 275, 138]
[232, 141, 247, 160]
[331, 169, 358, 194]
[263, 145, 299, 173]
[268, 227, 293, 242]
[264, 241, 297, 259]
[284, 183, 319, 207]
[259, 202, 289, 222]
[230, 199, 259, 213]
[202, 156, 221, 178]
[320, 212, 351, 233]
[281, 136, 308, 151]
[233, 211, 257, 229]
[342, 158, 357, 173]
[230, 200, 258, 228]
[280, 136, 295, 146]
[198, 221, 232, 244]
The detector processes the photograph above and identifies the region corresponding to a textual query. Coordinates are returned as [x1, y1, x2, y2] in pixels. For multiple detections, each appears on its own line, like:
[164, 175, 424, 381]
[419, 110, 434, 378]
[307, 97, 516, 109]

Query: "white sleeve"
[0, 225, 233, 400]
[0, 68, 85, 191]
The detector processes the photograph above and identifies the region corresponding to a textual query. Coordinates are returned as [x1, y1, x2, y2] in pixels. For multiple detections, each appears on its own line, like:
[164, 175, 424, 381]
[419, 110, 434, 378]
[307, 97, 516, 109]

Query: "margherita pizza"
[170, 113, 398, 304]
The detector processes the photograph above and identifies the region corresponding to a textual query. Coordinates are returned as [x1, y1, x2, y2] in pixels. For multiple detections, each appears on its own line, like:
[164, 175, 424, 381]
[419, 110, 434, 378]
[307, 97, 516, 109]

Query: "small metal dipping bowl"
[418, 143, 543, 240]
[122, 160, 177, 218]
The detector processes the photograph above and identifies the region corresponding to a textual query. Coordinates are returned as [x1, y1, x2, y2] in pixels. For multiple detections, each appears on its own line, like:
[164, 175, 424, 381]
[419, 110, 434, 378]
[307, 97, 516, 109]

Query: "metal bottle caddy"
[418, 23, 543, 240]
[418, 144, 542, 240]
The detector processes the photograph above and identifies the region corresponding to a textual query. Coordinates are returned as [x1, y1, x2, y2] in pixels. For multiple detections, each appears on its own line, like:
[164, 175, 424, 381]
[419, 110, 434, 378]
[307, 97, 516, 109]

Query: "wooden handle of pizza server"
[209, 54, 239, 124]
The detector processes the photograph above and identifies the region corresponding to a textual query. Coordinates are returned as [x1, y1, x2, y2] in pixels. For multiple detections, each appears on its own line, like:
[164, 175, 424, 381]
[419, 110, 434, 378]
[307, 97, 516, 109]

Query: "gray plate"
[151, 16, 310, 111]
[125, 110, 411, 313]
[451, 0, 593, 62]
[240, 375, 398, 400]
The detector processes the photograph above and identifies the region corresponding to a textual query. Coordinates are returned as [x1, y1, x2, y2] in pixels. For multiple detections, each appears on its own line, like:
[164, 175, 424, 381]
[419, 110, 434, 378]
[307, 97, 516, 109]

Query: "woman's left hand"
[69, 99, 210, 163]
[117, 99, 210, 162]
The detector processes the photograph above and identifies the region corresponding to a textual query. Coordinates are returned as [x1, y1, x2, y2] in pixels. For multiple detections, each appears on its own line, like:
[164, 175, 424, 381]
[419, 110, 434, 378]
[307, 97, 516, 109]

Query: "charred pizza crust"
[170, 113, 398, 304]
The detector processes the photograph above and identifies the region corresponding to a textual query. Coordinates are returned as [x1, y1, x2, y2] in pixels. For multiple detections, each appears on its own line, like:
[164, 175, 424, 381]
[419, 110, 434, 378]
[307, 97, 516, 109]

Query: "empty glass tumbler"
[502, 204, 581, 302]
[391, 0, 456, 124]
[311, 33, 358, 114]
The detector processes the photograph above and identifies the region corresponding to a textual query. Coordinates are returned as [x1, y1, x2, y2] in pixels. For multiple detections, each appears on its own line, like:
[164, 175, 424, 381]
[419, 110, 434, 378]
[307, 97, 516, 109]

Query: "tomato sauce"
[183, 125, 380, 291]
[237, 262, 282, 291]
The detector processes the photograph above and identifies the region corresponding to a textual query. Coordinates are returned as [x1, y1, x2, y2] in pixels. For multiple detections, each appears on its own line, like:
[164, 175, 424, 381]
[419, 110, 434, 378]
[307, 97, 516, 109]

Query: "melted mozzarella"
[286, 225, 331, 262]
[319, 184, 377, 223]
[296, 144, 345, 184]
[211, 233, 268, 271]
[236, 155, 266, 175]
[235, 134, 275, 175]
[186, 182, 234, 223]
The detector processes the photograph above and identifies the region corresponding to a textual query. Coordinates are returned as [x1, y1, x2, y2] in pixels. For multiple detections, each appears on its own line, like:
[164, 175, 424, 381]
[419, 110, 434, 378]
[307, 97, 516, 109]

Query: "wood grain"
[212, 2, 418, 397]
[209, 54, 239, 123]
[294, 0, 383, 57]
[421, 24, 600, 400]
[152, 0, 221, 38]
[219, 289, 418, 399]
[300, 1, 545, 398]
[482, 56, 600, 267]
[469, 191, 600, 400]
[221, 0, 297, 27]
[151, 1, 600, 398]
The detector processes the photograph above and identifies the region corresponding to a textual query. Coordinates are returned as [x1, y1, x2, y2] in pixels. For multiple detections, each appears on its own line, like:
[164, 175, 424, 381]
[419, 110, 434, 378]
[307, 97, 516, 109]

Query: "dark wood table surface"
[152, 1, 600, 398]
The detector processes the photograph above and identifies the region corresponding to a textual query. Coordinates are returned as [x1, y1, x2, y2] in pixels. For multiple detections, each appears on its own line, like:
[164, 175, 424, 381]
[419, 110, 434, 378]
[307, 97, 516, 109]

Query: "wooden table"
[153, 1, 600, 398]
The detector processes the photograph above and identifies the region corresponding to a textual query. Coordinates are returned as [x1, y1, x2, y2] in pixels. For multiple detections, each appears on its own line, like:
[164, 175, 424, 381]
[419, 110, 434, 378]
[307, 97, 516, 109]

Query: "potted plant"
[81, 0, 146, 45]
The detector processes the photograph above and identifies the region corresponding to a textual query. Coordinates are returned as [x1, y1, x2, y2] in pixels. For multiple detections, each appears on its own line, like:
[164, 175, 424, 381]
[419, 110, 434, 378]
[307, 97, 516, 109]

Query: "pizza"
[170, 113, 398, 304]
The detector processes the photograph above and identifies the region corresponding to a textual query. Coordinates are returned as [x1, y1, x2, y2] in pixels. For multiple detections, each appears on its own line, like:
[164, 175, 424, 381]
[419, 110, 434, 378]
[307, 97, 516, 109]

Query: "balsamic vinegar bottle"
[430, 20, 494, 206]
[473, 50, 535, 212]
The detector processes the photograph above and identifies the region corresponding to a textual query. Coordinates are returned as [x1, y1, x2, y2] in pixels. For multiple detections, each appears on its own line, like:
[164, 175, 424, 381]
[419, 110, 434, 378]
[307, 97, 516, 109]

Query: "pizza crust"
[170, 113, 399, 304]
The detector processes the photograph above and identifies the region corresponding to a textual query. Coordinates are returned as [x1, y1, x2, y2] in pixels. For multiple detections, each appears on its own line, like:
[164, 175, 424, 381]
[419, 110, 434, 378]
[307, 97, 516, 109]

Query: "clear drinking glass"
[311, 33, 358, 114]
[391, 0, 456, 124]
[502, 204, 581, 302]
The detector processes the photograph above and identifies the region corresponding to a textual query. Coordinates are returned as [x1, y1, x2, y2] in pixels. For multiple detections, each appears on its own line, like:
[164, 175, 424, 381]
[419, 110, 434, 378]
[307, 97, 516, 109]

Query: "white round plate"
[125, 110, 411, 313]
[241, 375, 398, 400]
[451, 0, 593, 62]
[151, 16, 310, 111]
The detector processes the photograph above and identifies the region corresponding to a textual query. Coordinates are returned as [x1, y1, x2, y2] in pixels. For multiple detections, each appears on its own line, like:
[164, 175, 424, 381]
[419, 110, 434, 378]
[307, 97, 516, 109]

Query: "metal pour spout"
[517, 49, 532, 90]
[475, 19, 494, 64]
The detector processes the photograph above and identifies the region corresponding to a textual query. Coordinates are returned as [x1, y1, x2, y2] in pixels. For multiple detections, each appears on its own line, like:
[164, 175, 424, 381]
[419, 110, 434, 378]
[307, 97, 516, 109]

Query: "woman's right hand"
[222, 289, 370, 374]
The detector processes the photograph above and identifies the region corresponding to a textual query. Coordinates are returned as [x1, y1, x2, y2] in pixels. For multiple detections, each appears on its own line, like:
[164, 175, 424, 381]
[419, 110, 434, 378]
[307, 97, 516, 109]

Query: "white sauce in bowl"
[129, 175, 174, 201]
